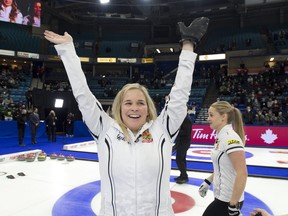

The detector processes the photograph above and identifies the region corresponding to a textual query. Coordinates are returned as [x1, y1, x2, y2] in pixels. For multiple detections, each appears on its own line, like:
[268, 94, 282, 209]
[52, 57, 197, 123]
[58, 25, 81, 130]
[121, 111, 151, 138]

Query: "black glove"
[178, 17, 209, 46]
[228, 203, 242, 216]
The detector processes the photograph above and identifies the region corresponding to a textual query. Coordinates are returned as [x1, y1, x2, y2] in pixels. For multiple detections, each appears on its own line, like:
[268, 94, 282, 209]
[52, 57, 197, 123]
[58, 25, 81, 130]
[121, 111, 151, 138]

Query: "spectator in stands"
[25, 88, 33, 109]
[243, 106, 254, 124]
[2, 95, 13, 108]
[4, 108, 13, 121]
[1, 89, 8, 99]
[260, 97, 268, 111]
[46, 110, 57, 142]
[271, 99, 281, 115]
[230, 95, 239, 107]
[17, 108, 27, 146]
[44, 16, 209, 215]
[256, 89, 264, 101]
[252, 98, 261, 111]
[199, 100, 247, 216]
[267, 92, 275, 103]
[160, 77, 166, 87]
[23, 1, 41, 27]
[276, 111, 286, 125]
[254, 110, 266, 125]
[247, 75, 253, 85]
[29, 107, 40, 144]
[219, 83, 228, 95]
[188, 102, 197, 123]
[281, 96, 288, 111]
[245, 98, 253, 109]
[264, 110, 276, 125]
[7, 76, 16, 88]
[0, 0, 23, 24]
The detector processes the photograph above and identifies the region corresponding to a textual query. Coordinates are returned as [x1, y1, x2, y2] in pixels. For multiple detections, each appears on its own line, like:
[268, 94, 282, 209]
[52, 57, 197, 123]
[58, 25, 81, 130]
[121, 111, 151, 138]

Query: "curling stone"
[37, 152, 47, 161]
[17, 154, 26, 161]
[50, 153, 58, 159]
[57, 153, 65, 161]
[26, 153, 36, 162]
[66, 155, 75, 162]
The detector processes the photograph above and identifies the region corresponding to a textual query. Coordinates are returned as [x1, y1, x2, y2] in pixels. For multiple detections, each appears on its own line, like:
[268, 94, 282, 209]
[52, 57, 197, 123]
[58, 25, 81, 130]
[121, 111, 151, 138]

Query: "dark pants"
[66, 123, 74, 135]
[47, 126, 56, 142]
[202, 198, 244, 216]
[18, 126, 25, 145]
[175, 137, 191, 178]
[30, 124, 38, 143]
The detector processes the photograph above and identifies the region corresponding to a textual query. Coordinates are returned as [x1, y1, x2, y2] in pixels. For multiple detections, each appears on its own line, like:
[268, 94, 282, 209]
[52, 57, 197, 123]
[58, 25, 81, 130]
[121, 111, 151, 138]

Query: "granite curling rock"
[57, 153, 65, 161]
[37, 151, 47, 161]
[66, 155, 75, 162]
[26, 153, 36, 162]
[18, 154, 26, 161]
[50, 153, 58, 159]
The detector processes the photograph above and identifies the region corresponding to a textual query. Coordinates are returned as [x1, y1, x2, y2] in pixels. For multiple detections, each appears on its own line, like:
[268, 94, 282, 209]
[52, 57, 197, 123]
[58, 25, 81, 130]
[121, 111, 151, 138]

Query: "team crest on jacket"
[142, 129, 153, 143]
[227, 139, 240, 145]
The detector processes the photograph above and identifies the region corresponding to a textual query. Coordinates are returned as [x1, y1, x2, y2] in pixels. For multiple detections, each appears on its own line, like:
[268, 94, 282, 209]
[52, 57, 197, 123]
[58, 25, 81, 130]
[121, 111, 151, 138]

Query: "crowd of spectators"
[218, 62, 288, 125]
[267, 27, 288, 47]
[43, 81, 71, 92]
[2, 57, 287, 127]
[0, 65, 31, 121]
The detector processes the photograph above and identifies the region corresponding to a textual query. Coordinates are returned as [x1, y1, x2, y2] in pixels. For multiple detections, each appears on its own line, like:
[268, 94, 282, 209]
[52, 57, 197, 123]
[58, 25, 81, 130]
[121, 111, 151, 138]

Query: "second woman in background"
[199, 101, 248, 216]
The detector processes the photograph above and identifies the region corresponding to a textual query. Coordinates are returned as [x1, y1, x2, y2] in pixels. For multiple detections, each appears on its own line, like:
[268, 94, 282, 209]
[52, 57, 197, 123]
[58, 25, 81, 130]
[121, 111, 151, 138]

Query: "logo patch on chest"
[142, 129, 153, 143]
[227, 139, 240, 145]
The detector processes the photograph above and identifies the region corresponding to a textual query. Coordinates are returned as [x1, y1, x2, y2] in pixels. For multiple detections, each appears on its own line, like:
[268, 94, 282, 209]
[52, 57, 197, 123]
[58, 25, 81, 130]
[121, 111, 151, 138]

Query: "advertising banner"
[192, 124, 288, 147]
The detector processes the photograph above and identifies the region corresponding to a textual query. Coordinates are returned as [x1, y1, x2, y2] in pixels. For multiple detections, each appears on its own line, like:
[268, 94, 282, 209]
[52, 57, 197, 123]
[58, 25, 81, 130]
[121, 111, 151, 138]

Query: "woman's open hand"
[44, 30, 73, 44]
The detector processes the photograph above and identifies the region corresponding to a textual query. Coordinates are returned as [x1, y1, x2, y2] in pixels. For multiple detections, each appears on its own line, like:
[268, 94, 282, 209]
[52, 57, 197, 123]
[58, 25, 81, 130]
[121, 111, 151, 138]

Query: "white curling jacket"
[211, 124, 245, 202]
[55, 42, 197, 216]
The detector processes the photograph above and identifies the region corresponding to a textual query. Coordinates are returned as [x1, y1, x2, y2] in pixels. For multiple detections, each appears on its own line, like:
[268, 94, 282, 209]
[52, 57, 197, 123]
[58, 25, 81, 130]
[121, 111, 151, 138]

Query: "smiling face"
[121, 88, 148, 134]
[3, 0, 13, 7]
[207, 106, 227, 132]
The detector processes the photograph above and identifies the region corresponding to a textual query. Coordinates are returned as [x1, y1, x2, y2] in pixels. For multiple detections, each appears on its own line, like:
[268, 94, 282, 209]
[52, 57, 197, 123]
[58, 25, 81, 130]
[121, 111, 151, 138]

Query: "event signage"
[97, 58, 117, 63]
[117, 58, 137, 63]
[0, 49, 15, 56]
[199, 53, 226, 61]
[141, 58, 154, 63]
[17, 51, 39, 59]
[191, 124, 287, 147]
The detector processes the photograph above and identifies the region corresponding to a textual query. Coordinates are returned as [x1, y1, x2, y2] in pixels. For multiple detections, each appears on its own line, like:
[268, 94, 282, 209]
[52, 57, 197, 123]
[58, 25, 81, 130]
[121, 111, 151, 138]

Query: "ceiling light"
[100, 0, 110, 4]
[156, 49, 161, 53]
[55, 99, 64, 108]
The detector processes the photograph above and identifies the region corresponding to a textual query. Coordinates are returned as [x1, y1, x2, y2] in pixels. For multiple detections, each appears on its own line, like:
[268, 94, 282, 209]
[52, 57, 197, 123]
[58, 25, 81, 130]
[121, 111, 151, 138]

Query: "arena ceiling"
[43, 0, 288, 25]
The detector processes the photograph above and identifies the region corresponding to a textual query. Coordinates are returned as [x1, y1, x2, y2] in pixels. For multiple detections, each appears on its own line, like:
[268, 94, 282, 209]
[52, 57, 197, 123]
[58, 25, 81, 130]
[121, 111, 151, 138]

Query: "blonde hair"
[210, 101, 245, 145]
[49, 110, 55, 116]
[112, 83, 157, 139]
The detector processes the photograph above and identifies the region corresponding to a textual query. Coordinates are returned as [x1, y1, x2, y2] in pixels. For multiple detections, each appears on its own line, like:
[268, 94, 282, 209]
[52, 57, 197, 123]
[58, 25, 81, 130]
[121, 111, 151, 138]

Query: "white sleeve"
[224, 136, 245, 154]
[54, 42, 112, 140]
[158, 50, 197, 139]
